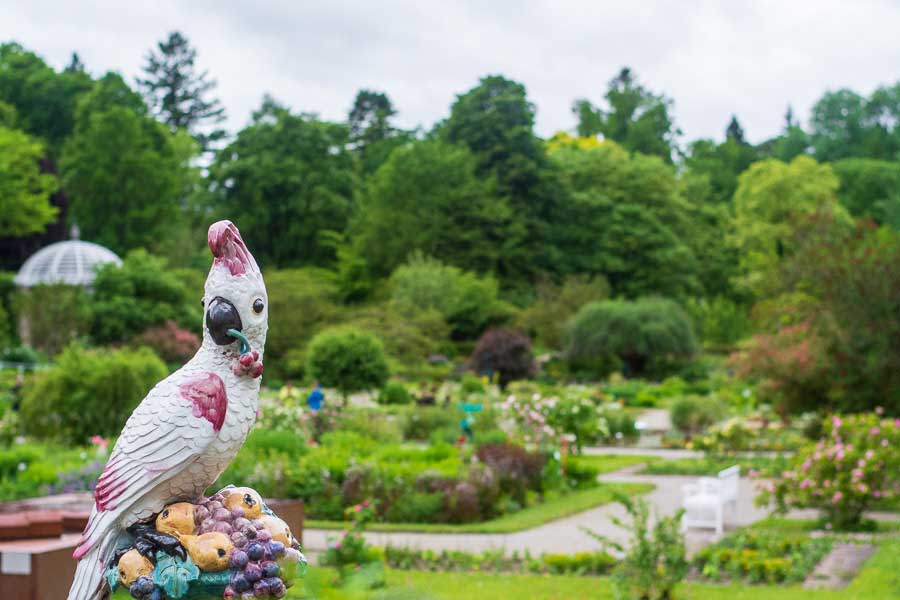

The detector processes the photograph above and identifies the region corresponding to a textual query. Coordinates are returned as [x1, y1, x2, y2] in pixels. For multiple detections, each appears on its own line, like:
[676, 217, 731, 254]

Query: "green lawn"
[306, 482, 653, 533]
[287, 538, 900, 598]
[568, 453, 659, 473]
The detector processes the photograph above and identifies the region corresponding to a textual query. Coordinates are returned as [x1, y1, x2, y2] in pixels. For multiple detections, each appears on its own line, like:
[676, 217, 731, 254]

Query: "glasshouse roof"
[14, 240, 122, 287]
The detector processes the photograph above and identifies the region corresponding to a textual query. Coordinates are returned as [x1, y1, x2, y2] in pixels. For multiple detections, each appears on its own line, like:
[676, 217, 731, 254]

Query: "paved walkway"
[302, 463, 814, 556]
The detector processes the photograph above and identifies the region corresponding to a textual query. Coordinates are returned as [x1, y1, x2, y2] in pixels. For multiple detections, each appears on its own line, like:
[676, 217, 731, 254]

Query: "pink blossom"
[801, 459, 812, 472]
[765, 482, 775, 493]
[823, 480, 831, 488]
[825, 522, 833, 530]
[851, 468, 863, 480]
[354, 504, 362, 512]
[748, 469, 759, 478]
[865, 450, 875, 460]
[857, 459, 866, 468]
[857, 484, 868, 493]
[800, 479, 813, 489]
[882, 439, 889, 447]
[831, 491, 843, 504]
[870, 427, 881, 436]
[894, 419, 900, 428]
[876, 406, 884, 415]
[832, 416, 842, 429]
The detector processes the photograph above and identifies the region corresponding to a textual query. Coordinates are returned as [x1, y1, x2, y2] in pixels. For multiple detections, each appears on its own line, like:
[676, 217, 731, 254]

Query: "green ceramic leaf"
[152, 552, 200, 599]
[105, 564, 119, 592]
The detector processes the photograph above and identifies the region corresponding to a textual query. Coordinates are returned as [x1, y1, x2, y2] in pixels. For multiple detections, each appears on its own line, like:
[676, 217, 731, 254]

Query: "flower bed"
[382, 546, 616, 576]
[693, 529, 832, 584]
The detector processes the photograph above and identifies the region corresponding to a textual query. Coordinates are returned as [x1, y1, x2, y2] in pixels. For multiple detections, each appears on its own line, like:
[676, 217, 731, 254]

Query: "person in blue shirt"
[307, 381, 324, 411]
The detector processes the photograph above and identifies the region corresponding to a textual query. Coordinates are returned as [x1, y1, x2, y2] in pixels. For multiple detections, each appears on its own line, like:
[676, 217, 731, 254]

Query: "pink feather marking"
[73, 540, 91, 560]
[93, 461, 124, 512]
[180, 372, 228, 432]
[208, 220, 258, 276]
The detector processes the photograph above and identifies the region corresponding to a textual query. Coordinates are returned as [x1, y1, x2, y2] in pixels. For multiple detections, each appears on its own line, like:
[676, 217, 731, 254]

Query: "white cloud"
[3, 0, 899, 144]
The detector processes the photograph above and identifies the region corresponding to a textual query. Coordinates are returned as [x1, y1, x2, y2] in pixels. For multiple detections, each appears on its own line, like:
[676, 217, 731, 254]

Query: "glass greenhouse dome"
[14, 238, 122, 288]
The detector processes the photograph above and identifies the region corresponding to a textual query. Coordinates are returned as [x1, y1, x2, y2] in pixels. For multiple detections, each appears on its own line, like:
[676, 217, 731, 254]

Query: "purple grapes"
[230, 549, 249, 569]
[244, 562, 262, 583]
[246, 542, 264, 562]
[261, 560, 280, 578]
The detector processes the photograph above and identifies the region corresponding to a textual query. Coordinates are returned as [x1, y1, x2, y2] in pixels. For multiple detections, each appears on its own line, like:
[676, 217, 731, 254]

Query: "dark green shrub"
[20, 343, 167, 444]
[471, 328, 534, 387]
[385, 491, 444, 523]
[565, 298, 699, 379]
[402, 407, 457, 441]
[599, 407, 638, 441]
[460, 373, 485, 395]
[306, 327, 390, 402]
[377, 381, 412, 405]
[670, 395, 726, 436]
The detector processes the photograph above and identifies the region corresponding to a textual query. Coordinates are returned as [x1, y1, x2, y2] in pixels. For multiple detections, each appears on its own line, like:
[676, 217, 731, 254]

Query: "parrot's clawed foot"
[232, 350, 263, 379]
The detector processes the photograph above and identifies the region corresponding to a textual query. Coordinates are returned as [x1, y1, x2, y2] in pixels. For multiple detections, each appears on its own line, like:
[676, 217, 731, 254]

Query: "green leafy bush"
[565, 298, 699, 379]
[20, 343, 167, 444]
[583, 494, 688, 600]
[378, 381, 412, 405]
[402, 407, 457, 441]
[758, 413, 900, 529]
[87, 249, 200, 345]
[546, 397, 607, 452]
[389, 253, 510, 339]
[670, 395, 726, 436]
[306, 327, 390, 402]
[321, 501, 384, 586]
[470, 328, 534, 387]
[134, 320, 199, 365]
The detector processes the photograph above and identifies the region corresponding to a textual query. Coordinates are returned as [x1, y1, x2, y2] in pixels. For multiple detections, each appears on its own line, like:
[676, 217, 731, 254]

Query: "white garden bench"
[680, 465, 740, 535]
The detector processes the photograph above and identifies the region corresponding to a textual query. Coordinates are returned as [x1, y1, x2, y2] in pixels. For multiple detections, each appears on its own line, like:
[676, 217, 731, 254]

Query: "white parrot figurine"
[68, 220, 268, 600]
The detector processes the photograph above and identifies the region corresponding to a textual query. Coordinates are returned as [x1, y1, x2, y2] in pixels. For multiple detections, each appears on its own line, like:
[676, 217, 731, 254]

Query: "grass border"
[306, 482, 653, 534]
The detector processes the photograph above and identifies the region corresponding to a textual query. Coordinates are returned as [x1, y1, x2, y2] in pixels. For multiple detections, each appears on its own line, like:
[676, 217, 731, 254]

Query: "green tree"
[572, 67, 680, 163]
[208, 97, 355, 268]
[347, 89, 409, 174]
[832, 158, 900, 227]
[771, 105, 809, 161]
[0, 127, 58, 237]
[138, 31, 226, 151]
[809, 89, 867, 161]
[731, 156, 851, 296]
[684, 136, 757, 205]
[548, 137, 700, 298]
[441, 75, 559, 281]
[60, 73, 195, 255]
[0, 43, 92, 152]
[306, 327, 390, 404]
[351, 139, 512, 278]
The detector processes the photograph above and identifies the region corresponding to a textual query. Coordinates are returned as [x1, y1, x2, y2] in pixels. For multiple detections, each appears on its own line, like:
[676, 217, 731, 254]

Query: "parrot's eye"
[252, 299, 264, 314]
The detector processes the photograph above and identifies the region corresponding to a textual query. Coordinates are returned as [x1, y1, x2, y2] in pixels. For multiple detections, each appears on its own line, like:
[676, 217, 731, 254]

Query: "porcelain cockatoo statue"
[68, 221, 267, 600]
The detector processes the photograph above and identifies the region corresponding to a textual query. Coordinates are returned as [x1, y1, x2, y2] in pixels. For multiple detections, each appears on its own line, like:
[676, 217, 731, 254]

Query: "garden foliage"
[20, 343, 167, 444]
[306, 327, 390, 400]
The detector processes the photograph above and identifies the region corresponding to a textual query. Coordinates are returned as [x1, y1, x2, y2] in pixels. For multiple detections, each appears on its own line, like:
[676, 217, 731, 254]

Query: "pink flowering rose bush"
[758, 412, 900, 529]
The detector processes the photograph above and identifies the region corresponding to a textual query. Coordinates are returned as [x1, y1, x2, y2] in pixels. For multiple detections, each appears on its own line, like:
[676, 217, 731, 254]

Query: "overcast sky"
[3, 0, 900, 145]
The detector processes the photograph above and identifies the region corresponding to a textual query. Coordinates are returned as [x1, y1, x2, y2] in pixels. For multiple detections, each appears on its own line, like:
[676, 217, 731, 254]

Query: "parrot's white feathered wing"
[67, 371, 222, 600]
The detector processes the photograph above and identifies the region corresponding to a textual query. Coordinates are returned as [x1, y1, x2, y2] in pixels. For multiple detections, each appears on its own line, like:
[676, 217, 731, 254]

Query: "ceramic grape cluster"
[106, 487, 306, 599]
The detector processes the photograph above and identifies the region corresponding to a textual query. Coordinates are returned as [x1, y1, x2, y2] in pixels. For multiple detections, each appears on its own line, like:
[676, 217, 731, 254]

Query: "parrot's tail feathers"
[67, 545, 105, 600]
[67, 529, 125, 600]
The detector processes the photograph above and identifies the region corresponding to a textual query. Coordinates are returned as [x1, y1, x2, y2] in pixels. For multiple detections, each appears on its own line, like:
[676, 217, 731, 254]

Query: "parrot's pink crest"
[208, 220, 260, 277]
[180, 372, 228, 432]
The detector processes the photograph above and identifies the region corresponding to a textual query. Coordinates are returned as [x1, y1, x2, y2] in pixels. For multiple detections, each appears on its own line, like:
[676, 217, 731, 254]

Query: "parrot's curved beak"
[205, 297, 242, 346]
